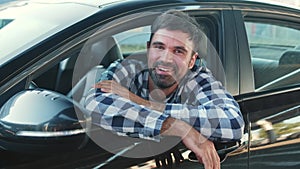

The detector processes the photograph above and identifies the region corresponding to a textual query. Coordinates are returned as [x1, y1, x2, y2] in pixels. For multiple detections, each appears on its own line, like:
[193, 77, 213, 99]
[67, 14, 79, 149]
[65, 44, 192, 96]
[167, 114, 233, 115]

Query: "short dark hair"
[150, 10, 203, 54]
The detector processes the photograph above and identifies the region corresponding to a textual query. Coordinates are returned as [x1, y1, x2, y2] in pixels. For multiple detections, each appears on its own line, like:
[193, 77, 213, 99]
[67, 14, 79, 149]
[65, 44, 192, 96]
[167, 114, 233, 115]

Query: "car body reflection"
[249, 104, 300, 168]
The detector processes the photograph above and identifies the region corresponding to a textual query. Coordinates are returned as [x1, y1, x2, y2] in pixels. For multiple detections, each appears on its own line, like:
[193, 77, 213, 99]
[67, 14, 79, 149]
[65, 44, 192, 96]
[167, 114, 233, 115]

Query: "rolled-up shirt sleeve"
[85, 90, 169, 141]
[85, 59, 169, 141]
[85, 59, 244, 142]
[164, 73, 244, 141]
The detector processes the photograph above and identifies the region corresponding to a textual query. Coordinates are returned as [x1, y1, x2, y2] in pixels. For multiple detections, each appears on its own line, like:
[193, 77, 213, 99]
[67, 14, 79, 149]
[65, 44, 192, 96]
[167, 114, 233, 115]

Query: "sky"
[254, 0, 300, 7]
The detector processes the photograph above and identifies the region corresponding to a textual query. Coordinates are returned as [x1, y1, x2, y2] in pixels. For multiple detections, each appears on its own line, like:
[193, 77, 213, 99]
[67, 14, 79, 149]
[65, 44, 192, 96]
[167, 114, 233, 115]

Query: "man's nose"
[160, 49, 173, 62]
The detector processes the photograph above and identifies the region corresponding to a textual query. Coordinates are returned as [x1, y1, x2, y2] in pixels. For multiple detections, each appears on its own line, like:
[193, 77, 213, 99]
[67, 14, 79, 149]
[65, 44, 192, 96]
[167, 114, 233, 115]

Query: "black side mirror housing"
[0, 89, 89, 154]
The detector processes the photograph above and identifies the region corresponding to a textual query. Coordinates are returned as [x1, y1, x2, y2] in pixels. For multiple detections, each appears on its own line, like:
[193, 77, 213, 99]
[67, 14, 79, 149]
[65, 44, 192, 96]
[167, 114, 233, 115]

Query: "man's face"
[147, 29, 197, 89]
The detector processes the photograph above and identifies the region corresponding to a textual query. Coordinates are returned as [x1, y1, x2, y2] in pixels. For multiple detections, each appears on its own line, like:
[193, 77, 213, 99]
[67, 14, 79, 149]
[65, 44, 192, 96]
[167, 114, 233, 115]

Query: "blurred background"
[258, 0, 300, 7]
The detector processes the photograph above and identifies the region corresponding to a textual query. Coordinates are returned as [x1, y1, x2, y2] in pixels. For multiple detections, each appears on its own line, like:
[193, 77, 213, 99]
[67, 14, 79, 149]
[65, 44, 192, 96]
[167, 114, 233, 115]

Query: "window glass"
[113, 26, 151, 54]
[0, 19, 13, 29]
[245, 22, 300, 91]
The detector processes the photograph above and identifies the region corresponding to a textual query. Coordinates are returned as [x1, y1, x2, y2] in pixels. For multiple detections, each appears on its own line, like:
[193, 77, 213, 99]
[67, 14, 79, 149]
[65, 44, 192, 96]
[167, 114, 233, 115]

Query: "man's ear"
[146, 41, 151, 61]
[147, 41, 150, 49]
[188, 52, 198, 69]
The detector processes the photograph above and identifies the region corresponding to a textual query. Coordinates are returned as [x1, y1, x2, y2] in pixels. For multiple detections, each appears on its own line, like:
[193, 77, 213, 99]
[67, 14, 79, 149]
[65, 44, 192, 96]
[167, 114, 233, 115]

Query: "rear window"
[245, 21, 300, 91]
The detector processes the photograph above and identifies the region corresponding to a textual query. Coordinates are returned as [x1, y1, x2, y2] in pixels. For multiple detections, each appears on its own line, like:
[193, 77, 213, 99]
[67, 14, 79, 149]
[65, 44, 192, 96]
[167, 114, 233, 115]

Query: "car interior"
[252, 47, 300, 91]
[31, 11, 227, 104]
[68, 36, 124, 105]
[245, 19, 300, 91]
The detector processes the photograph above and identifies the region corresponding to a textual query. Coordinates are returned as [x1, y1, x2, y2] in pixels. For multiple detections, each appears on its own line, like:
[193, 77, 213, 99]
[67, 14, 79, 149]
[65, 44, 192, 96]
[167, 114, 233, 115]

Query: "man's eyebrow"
[151, 41, 189, 53]
[151, 41, 165, 46]
[152, 42, 187, 49]
[174, 46, 188, 53]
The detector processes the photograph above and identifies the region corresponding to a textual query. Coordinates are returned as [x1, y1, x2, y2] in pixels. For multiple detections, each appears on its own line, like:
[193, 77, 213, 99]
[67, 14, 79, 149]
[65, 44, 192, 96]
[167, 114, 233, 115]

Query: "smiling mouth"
[158, 66, 172, 71]
[154, 64, 176, 75]
[155, 66, 172, 75]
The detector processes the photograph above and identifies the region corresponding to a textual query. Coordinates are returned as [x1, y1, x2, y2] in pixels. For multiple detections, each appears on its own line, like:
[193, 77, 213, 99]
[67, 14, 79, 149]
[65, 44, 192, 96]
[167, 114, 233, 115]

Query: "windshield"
[0, 0, 99, 66]
[0, 19, 13, 29]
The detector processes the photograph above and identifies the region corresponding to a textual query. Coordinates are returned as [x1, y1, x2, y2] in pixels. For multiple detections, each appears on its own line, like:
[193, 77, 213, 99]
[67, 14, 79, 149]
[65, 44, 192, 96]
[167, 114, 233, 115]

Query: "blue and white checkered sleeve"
[84, 59, 169, 141]
[85, 89, 169, 141]
[164, 74, 244, 142]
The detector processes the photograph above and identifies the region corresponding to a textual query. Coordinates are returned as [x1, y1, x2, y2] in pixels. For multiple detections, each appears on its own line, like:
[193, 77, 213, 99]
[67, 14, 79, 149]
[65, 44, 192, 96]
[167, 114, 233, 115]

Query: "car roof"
[0, 0, 124, 7]
[0, 0, 114, 64]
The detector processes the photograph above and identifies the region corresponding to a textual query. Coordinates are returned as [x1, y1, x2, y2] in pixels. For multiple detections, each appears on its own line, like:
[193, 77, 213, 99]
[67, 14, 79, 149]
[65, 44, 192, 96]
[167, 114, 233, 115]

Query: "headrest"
[279, 50, 300, 65]
[90, 36, 123, 68]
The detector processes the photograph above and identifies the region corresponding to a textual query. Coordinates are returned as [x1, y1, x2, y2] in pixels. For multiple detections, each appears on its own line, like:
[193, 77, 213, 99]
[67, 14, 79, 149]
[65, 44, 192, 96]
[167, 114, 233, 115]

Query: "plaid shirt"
[85, 59, 244, 142]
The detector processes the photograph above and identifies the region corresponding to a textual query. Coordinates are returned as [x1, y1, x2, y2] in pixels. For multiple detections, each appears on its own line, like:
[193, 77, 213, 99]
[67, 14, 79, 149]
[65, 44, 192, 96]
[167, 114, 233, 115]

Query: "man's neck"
[148, 77, 178, 102]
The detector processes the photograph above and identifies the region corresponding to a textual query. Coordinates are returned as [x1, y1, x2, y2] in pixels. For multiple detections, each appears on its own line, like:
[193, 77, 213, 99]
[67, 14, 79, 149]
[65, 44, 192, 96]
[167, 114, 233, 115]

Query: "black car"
[0, 0, 299, 168]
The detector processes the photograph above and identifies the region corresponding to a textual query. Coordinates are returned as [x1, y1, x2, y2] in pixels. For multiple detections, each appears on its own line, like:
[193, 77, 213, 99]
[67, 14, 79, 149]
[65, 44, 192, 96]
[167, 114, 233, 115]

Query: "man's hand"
[161, 117, 220, 169]
[94, 80, 131, 100]
[183, 135, 220, 169]
[94, 80, 165, 112]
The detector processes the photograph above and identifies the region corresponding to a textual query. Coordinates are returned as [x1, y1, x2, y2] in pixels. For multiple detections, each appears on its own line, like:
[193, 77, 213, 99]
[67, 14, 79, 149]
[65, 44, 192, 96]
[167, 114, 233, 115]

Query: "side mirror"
[0, 89, 89, 154]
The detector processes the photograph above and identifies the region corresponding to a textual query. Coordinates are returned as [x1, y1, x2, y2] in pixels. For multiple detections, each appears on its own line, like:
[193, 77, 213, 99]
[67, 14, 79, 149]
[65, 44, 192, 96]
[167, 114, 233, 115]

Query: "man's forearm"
[161, 117, 185, 137]
[161, 117, 221, 168]
[128, 92, 166, 112]
[96, 80, 166, 112]
[160, 117, 206, 143]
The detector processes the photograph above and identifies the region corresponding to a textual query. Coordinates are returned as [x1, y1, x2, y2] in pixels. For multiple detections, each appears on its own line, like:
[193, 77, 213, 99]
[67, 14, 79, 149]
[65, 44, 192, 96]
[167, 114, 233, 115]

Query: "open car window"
[114, 26, 151, 54]
[245, 21, 300, 91]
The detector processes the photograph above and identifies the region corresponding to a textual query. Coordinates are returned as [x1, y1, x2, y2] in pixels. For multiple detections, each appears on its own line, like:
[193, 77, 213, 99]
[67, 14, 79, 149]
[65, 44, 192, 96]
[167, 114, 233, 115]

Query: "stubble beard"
[149, 68, 177, 89]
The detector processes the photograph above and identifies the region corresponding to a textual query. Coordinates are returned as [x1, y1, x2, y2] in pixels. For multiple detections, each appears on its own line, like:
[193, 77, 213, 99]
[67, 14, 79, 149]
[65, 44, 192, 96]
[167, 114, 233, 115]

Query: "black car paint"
[0, 0, 299, 168]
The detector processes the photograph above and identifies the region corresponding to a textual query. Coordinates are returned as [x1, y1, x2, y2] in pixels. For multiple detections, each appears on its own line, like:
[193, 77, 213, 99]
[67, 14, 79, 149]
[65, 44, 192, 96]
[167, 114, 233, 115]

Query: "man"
[85, 10, 244, 169]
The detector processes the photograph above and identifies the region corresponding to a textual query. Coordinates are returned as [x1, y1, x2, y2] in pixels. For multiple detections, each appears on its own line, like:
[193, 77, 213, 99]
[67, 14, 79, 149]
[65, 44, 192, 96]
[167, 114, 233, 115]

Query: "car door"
[0, 1, 247, 168]
[235, 3, 300, 169]
[107, 5, 249, 169]
[60, 3, 248, 169]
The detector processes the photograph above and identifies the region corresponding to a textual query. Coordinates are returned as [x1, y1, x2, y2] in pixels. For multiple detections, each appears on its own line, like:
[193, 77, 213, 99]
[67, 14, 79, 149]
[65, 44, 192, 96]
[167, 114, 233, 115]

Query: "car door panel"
[238, 7, 300, 169]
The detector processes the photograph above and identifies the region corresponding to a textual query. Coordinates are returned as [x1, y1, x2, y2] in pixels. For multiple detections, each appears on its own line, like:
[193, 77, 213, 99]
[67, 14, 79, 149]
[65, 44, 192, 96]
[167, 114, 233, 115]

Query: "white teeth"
[158, 67, 173, 72]
[159, 67, 168, 71]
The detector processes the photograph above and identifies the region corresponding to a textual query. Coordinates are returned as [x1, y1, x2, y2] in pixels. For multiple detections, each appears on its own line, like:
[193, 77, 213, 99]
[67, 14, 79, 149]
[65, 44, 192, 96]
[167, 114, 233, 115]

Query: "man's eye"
[154, 45, 164, 50]
[174, 49, 184, 54]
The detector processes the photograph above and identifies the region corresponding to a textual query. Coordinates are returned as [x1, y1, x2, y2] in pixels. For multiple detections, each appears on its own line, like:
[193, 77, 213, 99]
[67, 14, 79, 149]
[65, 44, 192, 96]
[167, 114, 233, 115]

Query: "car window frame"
[242, 10, 300, 94]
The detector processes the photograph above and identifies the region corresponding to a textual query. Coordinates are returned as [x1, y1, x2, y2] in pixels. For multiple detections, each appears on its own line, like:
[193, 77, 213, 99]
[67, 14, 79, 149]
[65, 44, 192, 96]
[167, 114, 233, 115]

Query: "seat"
[90, 36, 123, 68]
[68, 65, 106, 105]
[256, 50, 300, 90]
[278, 50, 300, 77]
[199, 40, 226, 86]
[279, 50, 300, 66]
[276, 50, 300, 87]
[252, 58, 279, 88]
[68, 36, 123, 105]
